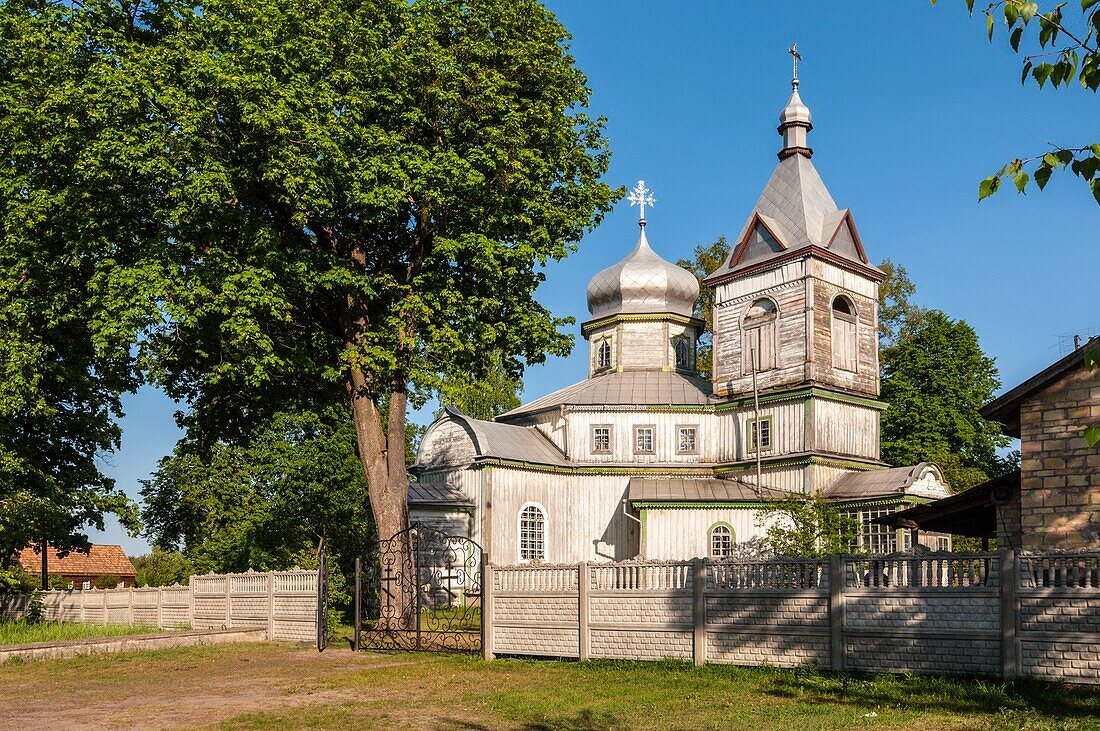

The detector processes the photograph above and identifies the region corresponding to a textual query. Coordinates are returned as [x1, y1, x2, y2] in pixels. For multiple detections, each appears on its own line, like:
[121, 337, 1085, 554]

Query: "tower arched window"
[596, 339, 612, 370]
[710, 523, 734, 558]
[518, 503, 547, 562]
[742, 298, 778, 373]
[831, 295, 858, 372]
[673, 337, 691, 370]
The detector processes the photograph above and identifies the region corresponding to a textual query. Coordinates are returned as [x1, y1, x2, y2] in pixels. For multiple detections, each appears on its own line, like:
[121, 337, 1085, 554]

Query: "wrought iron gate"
[354, 523, 483, 652]
[316, 540, 329, 652]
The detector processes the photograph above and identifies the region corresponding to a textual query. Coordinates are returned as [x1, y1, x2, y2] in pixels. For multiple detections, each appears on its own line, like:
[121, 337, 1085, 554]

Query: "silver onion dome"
[586, 226, 700, 319]
[779, 85, 812, 126]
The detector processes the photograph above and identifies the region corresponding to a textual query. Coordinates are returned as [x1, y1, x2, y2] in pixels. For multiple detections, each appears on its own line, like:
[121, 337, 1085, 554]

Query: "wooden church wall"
[563, 410, 714, 464]
[642, 507, 768, 560]
[812, 399, 880, 460]
[714, 400, 805, 463]
[417, 419, 478, 468]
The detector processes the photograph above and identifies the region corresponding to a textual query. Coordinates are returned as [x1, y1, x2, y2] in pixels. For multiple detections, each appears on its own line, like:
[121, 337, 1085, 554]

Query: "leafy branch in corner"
[934, 0, 1099, 203]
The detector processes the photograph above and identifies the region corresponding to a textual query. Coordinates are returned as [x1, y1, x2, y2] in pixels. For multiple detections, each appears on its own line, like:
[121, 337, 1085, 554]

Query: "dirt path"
[0, 643, 433, 731]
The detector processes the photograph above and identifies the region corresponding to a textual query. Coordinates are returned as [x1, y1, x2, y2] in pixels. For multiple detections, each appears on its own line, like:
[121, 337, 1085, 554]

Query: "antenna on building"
[1057, 328, 1098, 355]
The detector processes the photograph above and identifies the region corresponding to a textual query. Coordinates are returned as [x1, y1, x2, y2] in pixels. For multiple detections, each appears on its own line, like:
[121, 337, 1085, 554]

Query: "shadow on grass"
[519, 708, 620, 731]
[756, 664, 1100, 720]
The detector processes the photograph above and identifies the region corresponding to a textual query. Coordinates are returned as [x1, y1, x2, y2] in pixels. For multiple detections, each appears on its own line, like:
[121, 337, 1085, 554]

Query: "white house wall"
[642, 507, 771, 560]
[812, 399, 880, 460]
[562, 410, 714, 464]
[486, 467, 638, 563]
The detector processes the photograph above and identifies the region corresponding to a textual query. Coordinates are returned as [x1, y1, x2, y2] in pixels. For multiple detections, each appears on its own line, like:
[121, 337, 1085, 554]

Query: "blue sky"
[91, 1, 1097, 554]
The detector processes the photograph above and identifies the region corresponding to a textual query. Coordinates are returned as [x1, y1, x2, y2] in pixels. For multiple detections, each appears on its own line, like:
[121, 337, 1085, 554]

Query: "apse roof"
[441, 408, 570, 466]
[408, 482, 474, 507]
[628, 477, 791, 503]
[824, 463, 950, 502]
[496, 370, 714, 420]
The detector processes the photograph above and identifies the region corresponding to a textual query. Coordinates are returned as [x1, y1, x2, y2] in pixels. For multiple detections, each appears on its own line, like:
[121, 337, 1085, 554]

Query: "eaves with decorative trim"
[704, 245, 886, 287]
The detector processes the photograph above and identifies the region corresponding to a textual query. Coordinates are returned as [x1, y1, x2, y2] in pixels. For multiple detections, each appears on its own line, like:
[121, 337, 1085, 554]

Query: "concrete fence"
[485, 550, 1100, 683]
[0, 569, 318, 643]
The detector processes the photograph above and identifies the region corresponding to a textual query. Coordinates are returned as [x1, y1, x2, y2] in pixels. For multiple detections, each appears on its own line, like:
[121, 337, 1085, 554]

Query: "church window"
[596, 338, 613, 370]
[710, 524, 734, 557]
[845, 507, 897, 554]
[634, 425, 655, 454]
[673, 337, 691, 370]
[742, 298, 778, 373]
[677, 426, 698, 454]
[518, 503, 547, 562]
[591, 425, 612, 454]
[747, 416, 772, 454]
[831, 295, 858, 372]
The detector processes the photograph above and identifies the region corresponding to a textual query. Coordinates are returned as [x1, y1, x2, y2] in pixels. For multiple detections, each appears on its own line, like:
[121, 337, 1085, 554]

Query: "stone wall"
[486, 551, 1100, 683]
[1018, 365, 1100, 550]
[0, 569, 318, 643]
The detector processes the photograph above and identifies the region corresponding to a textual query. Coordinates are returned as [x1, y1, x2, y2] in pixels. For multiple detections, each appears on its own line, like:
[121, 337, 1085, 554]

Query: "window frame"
[633, 424, 656, 455]
[672, 336, 692, 371]
[676, 424, 699, 455]
[709, 522, 735, 558]
[590, 424, 612, 455]
[741, 297, 779, 373]
[830, 294, 858, 373]
[594, 335, 615, 372]
[517, 501, 548, 563]
[746, 416, 773, 454]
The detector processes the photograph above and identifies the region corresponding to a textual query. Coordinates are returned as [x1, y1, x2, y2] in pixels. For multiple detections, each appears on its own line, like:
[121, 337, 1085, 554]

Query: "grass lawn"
[0, 620, 165, 646]
[0, 641, 1097, 730]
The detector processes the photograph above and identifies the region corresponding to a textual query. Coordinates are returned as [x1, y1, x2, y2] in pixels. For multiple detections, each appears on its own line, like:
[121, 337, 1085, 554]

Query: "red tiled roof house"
[16, 545, 137, 589]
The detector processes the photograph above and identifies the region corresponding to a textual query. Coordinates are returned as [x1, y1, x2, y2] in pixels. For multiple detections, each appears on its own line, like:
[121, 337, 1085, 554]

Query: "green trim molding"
[581, 311, 705, 336]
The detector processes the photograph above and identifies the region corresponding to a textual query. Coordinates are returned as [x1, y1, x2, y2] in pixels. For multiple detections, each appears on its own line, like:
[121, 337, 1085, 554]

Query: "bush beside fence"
[0, 569, 318, 643]
[486, 550, 1100, 684]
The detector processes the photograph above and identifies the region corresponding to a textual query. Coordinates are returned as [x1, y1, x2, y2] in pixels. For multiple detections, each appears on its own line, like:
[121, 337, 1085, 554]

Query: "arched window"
[673, 337, 690, 369]
[597, 339, 612, 370]
[518, 503, 547, 562]
[710, 524, 734, 558]
[831, 295, 858, 372]
[742, 298, 778, 373]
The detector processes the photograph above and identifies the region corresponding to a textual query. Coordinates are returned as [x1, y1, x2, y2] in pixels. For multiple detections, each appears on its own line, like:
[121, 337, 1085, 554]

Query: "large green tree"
[0, 1, 141, 567]
[880, 310, 1012, 490]
[2, 0, 616, 561]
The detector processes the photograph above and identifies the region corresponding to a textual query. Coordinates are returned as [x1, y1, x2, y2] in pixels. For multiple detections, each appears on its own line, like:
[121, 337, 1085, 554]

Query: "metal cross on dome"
[788, 42, 803, 86]
[627, 179, 655, 225]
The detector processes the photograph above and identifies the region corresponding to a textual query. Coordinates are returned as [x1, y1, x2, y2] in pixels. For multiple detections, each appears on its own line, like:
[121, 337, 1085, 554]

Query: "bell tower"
[703, 55, 888, 494]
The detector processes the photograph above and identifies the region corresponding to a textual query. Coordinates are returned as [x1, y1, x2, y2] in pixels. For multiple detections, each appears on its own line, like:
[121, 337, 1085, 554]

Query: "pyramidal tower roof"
[706, 51, 883, 284]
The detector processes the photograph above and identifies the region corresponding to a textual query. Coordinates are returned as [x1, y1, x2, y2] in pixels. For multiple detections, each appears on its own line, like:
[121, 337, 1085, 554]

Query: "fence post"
[829, 554, 846, 673]
[481, 556, 494, 661]
[225, 576, 233, 629]
[128, 586, 134, 625]
[1000, 548, 1019, 681]
[102, 589, 108, 626]
[266, 573, 276, 641]
[578, 561, 590, 661]
[692, 557, 706, 667]
[156, 587, 164, 629]
[80, 590, 86, 625]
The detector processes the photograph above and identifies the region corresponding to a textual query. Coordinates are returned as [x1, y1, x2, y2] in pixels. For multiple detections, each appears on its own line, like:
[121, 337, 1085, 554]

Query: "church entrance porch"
[354, 523, 485, 653]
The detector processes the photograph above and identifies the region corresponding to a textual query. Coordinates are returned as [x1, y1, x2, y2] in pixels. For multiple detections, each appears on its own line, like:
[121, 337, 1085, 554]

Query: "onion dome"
[586, 181, 700, 319]
[778, 43, 813, 158]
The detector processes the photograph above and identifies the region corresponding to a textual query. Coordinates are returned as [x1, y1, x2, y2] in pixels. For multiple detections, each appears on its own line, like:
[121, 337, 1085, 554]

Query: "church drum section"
[355, 523, 483, 652]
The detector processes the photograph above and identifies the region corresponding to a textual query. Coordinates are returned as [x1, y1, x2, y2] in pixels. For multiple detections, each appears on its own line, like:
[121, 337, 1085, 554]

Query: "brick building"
[883, 341, 1099, 550]
[981, 340, 1100, 550]
[16, 544, 137, 589]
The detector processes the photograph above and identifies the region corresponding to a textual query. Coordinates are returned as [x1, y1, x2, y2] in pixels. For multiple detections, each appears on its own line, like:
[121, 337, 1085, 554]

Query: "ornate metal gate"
[354, 523, 483, 652]
[316, 540, 329, 652]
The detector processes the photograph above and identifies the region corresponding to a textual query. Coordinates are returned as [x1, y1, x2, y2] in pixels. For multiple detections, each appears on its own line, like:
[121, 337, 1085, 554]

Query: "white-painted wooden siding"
[813, 400, 880, 460]
[643, 507, 773, 560]
[418, 420, 476, 468]
[564, 410, 714, 463]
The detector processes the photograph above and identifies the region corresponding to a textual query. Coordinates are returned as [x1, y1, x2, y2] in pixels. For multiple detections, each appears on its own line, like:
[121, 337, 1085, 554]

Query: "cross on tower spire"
[788, 42, 803, 89]
[627, 179, 656, 228]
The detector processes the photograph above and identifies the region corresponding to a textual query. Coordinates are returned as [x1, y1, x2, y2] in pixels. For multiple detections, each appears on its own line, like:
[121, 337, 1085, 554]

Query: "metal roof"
[443, 408, 570, 466]
[497, 370, 714, 420]
[872, 471, 1020, 539]
[586, 226, 700, 320]
[408, 482, 474, 506]
[628, 477, 791, 503]
[824, 462, 950, 501]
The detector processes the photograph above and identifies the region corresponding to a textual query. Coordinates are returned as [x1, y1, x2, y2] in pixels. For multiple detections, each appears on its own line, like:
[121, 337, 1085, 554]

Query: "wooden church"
[409, 71, 951, 564]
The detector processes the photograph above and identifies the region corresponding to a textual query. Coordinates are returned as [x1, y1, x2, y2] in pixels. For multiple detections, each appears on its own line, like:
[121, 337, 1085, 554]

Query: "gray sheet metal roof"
[445, 408, 570, 466]
[497, 371, 714, 420]
[408, 482, 473, 506]
[707, 154, 882, 280]
[586, 226, 700, 319]
[628, 477, 791, 503]
[824, 463, 948, 501]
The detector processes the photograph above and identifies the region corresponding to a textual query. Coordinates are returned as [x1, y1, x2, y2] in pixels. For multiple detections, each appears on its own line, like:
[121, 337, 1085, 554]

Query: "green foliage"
[132, 548, 194, 588]
[881, 310, 1012, 490]
[877, 259, 927, 345]
[0, 0, 143, 565]
[93, 574, 121, 590]
[934, 0, 1099, 203]
[676, 235, 730, 379]
[0, 566, 35, 595]
[437, 350, 523, 420]
[757, 495, 861, 558]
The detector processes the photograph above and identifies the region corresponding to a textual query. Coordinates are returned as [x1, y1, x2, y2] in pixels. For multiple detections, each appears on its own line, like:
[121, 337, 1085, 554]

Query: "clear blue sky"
[92, 1, 1097, 555]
